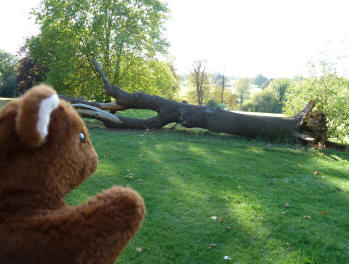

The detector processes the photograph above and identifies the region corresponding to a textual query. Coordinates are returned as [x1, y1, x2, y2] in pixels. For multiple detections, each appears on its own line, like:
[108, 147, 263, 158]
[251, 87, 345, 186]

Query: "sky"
[1, 0, 349, 78]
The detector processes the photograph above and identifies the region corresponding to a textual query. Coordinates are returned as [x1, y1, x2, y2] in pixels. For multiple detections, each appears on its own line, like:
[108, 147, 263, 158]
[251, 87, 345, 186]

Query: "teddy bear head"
[0, 85, 98, 211]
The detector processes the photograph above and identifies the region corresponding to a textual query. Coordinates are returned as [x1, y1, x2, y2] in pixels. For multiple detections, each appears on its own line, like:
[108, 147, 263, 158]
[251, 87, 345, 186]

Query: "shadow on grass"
[147, 142, 349, 263]
[66, 128, 349, 264]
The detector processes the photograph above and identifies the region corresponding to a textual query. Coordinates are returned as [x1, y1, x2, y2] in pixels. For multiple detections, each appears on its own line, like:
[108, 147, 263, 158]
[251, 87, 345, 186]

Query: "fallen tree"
[64, 59, 327, 144]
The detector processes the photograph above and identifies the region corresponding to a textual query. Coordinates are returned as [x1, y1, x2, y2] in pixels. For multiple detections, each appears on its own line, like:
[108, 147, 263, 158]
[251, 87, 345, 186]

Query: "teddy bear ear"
[16, 85, 59, 148]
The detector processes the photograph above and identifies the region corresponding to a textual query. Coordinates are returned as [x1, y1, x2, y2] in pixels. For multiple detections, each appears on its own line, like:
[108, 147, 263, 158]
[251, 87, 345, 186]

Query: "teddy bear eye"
[79, 132, 85, 144]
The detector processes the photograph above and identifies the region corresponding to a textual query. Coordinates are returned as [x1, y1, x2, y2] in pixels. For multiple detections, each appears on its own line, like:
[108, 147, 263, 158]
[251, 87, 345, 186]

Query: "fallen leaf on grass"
[281, 211, 288, 215]
[136, 247, 142, 253]
[304, 215, 312, 219]
[320, 211, 328, 215]
[223, 256, 232, 260]
[208, 243, 216, 250]
[284, 203, 290, 208]
[314, 171, 321, 175]
[210, 216, 222, 222]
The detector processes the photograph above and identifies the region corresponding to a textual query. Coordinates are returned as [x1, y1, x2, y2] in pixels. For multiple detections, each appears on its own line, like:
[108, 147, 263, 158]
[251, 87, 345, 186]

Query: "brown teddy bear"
[0, 85, 146, 264]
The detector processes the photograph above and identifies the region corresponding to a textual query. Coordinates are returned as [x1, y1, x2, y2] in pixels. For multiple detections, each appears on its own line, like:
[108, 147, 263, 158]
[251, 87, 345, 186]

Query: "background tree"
[284, 72, 349, 142]
[268, 78, 293, 105]
[252, 74, 268, 87]
[211, 72, 231, 103]
[209, 90, 237, 110]
[29, 0, 175, 100]
[260, 78, 273, 89]
[188, 60, 211, 106]
[234, 77, 251, 110]
[242, 89, 281, 113]
[242, 78, 293, 113]
[0, 50, 18, 97]
[15, 51, 48, 95]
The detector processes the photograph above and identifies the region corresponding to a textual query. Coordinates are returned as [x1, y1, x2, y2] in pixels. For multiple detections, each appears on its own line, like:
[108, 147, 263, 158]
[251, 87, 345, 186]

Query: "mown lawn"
[2, 101, 349, 263]
[73, 115, 349, 264]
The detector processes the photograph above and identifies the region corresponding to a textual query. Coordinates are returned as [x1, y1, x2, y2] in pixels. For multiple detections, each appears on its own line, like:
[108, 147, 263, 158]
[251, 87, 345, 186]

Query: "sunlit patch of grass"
[116, 109, 158, 119]
[63, 124, 349, 264]
[0, 99, 11, 108]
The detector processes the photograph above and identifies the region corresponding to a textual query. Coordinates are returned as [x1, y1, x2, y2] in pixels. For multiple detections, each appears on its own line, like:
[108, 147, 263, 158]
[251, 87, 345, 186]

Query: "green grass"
[66, 125, 349, 264]
[2, 101, 349, 263]
[0, 99, 11, 109]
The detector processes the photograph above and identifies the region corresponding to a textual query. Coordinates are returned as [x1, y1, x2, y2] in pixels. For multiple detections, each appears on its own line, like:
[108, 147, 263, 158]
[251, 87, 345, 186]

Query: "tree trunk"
[67, 59, 327, 144]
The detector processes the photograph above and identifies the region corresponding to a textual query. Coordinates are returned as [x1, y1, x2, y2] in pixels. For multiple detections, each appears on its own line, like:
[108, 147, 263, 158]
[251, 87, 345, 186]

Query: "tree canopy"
[28, 0, 177, 100]
[284, 73, 349, 142]
[268, 78, 293, 105]
[252, 74, 268, 87]
[0, 50, 18, 97]
[187, 60, 211, 106]
[234, 77, 251, 110]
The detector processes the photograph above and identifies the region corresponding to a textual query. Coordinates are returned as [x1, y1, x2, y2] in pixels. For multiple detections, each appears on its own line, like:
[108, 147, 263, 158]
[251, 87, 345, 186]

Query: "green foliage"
[242, 89, 282, 113]
[210, 85, 237, 110]
[260, 78, 273, 90]
[0, 72, 17, 98]
[209, 73, 237, 109]
[118, 59, 179, 99]
[66, 124, 349, 263]
[252, 74, 268, 87]
[234, 77, 251, 110]
[242, 78, 292, 113]
[205, 99, 225, 109]
[284, 73, 349, 142]
[0, 50, 18, 97]
[267, 78, 293, 104]
[29, 0, 175, 100]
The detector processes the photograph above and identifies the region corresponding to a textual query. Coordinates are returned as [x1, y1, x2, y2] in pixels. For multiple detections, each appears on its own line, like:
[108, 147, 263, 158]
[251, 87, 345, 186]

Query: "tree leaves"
[29, 0, 176, 100]
[284, 71, 349, 142]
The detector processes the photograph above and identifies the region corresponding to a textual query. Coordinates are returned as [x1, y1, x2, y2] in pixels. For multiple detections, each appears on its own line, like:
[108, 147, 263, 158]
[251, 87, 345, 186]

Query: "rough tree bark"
[66, 59, 327, 144]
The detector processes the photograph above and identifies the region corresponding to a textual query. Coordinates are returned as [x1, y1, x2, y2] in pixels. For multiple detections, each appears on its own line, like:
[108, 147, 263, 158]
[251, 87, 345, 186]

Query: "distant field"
[233, 110, 284, 117]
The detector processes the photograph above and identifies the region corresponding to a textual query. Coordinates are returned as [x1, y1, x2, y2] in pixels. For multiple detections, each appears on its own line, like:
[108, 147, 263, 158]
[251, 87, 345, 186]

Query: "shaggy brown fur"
[0, 85, 146, 264]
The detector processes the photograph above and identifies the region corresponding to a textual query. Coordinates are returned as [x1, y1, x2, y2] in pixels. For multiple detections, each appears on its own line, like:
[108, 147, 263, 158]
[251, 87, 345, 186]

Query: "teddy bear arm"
[26, 186, 146, 263]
